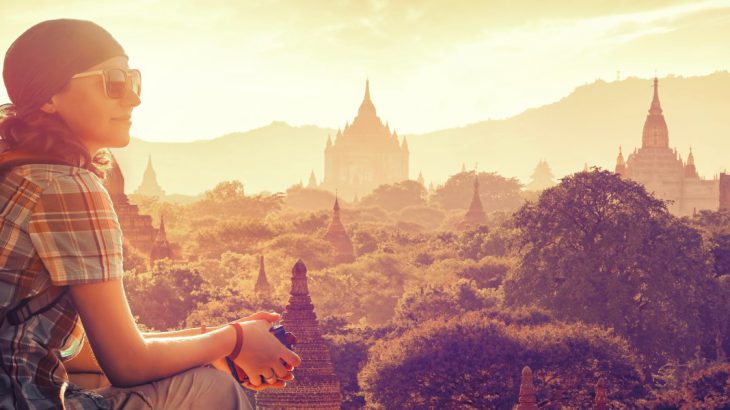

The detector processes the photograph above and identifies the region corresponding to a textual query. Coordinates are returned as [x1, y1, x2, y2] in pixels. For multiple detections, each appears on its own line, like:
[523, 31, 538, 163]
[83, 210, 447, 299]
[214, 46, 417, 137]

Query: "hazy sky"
[1, 0, 729, 142]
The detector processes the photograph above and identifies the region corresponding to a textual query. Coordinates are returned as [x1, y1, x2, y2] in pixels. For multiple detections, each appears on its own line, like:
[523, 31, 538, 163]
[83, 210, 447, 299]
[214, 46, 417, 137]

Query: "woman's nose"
[122, 85, 141, 107]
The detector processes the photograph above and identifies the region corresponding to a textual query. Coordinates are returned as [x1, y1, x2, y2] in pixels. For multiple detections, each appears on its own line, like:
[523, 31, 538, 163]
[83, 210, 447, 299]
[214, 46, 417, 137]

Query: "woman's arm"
[69, 278, 249, 387]
[65, 325, 228, 373]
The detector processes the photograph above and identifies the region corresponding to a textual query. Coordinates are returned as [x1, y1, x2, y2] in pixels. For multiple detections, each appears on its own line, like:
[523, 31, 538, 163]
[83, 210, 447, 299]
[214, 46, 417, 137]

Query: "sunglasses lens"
[106, 69, 127, 99]
[131, 70, 142, 97]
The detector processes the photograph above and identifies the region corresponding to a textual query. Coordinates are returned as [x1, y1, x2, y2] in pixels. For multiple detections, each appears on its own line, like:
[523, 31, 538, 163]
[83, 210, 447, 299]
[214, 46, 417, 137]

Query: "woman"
[0, 19, 301, 409]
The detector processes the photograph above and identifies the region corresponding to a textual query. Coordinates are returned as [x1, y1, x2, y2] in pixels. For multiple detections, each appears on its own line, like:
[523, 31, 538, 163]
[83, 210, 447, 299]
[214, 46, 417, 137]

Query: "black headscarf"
[3, 19, 126, 117]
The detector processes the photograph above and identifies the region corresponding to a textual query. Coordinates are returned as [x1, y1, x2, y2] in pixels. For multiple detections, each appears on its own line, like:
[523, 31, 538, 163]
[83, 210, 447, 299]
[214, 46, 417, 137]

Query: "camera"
[225, 324, 297, 384]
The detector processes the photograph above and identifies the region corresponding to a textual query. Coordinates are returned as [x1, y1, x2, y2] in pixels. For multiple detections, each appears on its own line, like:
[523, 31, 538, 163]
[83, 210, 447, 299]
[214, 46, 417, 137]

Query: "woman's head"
[1, 19, 141, 171]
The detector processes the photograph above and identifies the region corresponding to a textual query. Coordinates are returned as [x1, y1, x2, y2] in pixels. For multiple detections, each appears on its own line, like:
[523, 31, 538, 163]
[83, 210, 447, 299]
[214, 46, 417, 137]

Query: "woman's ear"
[40, 100, 57, 114]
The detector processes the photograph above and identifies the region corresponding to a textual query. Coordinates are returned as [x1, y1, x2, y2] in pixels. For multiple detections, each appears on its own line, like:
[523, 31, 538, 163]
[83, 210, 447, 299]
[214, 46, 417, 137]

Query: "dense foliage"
[121, 172, 730, 407]
[359, 311, 646, 409]
[506, 170, 726, 367]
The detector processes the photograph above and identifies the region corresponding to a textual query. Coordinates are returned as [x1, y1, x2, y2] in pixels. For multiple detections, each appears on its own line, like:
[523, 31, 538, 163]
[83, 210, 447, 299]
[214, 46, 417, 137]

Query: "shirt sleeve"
[28, 170, 124, 286]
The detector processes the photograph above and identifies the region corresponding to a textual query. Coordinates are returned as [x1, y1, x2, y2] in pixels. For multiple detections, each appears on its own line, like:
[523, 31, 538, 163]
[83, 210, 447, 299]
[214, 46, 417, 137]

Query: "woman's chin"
[108, 133, 131, 148]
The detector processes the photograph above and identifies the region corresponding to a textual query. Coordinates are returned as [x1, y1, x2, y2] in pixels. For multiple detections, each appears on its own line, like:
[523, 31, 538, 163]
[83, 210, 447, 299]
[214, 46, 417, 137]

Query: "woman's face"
[45, 55, 141, 155]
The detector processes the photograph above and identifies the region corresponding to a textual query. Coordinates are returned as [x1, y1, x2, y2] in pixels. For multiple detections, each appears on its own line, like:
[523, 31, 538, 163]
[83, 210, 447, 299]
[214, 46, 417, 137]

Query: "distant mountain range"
[112, 72, 730, 196]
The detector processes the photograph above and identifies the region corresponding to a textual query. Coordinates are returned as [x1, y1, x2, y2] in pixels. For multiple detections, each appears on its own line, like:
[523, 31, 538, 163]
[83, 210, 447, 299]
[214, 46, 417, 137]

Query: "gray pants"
[91, 366, 253, 409]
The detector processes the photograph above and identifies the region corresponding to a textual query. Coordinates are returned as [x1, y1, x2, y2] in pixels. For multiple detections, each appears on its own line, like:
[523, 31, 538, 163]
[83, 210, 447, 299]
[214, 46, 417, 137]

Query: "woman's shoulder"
[11, 163, 105, 192]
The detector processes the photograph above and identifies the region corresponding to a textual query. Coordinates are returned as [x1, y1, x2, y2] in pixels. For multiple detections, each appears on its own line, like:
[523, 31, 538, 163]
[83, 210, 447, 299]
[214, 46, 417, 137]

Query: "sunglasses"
[71, 68, 141, 99]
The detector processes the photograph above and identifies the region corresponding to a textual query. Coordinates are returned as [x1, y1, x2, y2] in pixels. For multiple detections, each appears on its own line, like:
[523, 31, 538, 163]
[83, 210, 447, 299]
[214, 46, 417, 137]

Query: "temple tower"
[103, 155, 156, 254]
[417, 171, 425, 187]
[307, 171, 318, 189]
[255, 255, 271, 296]
[460, 174, 487, 228]
[614, 147, 626, 176]
[622, 78, 719, 216]
[256, 260, 342, 409]
[134, 155, 165, 197]
[594, 378, 609, 410]
[323, 197, 355, 264]
[515, 366, 538, 410]
[720, 173, 730, 211]
[150, 215, 172, 263]
[321, 80, 409, 200]
[525, 159, 556, 191]
[684, 147, 699, 178]
[642, 78, 669, 148]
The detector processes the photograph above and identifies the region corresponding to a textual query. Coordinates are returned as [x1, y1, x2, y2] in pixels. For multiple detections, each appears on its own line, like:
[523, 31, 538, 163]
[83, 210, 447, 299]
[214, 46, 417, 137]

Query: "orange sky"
[2, 0, 729, 142]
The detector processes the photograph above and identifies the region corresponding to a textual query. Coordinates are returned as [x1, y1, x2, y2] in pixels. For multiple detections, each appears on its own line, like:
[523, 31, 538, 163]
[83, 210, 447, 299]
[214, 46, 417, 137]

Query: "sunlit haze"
[2, 0, 729, 143]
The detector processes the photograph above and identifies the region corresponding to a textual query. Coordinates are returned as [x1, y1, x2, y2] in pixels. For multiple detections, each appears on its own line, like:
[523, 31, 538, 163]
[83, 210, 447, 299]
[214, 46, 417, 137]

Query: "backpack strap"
[0, 150, 72, 327]
[3, 286, 68, 326]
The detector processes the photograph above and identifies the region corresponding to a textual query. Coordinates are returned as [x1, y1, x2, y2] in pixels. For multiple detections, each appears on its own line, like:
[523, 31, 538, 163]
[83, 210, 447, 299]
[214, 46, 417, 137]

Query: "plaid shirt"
[0, 164, 123, 410]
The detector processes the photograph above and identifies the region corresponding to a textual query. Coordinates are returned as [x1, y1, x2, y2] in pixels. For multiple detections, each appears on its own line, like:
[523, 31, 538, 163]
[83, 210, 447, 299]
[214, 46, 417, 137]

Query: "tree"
[505, 169, 723, 367]
[192, 181, 282, 221]
[360, 180, 427, 212]
[359, 311, 646, 409]
[323, 328, 372, 409]
[393, 279, 499, 326]
[397, 205, 446, 230]
[204, 180, 245, 202]
[192, 218, 279, 258]
[455, 256, 515, 289]
[308, 253, 415, 325]
[430, 171, 523, 212]
[263, 233, 335, 270]
[689, 210, 730, 277]
[642, 362, 730, 408]
[284, 186, 337, 211]
[125, 260, 209, 330]
[352, 230, 378, 256]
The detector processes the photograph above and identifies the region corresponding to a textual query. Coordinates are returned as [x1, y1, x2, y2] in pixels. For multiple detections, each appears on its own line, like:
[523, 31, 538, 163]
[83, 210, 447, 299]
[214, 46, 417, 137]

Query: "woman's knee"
[133, 366, 252, 409]
[186, 366, 252, 409]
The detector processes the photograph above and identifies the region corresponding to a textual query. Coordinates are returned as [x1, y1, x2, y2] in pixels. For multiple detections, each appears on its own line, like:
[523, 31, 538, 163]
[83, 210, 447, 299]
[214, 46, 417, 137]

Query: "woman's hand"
[232, 320, 302, 388]
[240, 311, 281, 323]
[241, 372, 294, 391]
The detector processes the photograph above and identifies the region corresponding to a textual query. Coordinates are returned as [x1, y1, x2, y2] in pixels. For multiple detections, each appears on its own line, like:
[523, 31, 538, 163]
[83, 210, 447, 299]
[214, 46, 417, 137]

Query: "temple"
[721, 173, 730, 211]
[307, 170, 318, 189]
[149, 215, 173, 263]
[525, 160, 556, 191]
[321, 80, 409, 200]
[460, 174, 487, 228]
[615, 78, 719, 216]
[104, 156, 157, 256]
[256, 260, 342, 409]
[255, 254, 272, 296]
[134, 155, 165, 197]
[323, 197, 355, 264]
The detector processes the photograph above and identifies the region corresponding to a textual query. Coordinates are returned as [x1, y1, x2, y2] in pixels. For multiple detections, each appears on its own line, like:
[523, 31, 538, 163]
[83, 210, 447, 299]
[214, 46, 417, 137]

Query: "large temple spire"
[642, 77, 669, 148]
[357, 78, 377, 118]
[134, 155, 166, 197]
[649, 77, 663, 115]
